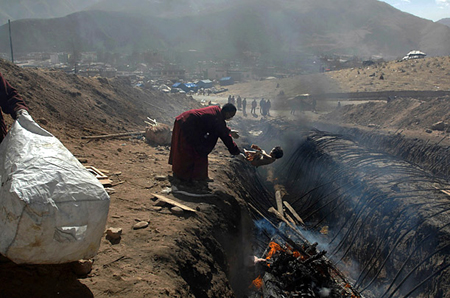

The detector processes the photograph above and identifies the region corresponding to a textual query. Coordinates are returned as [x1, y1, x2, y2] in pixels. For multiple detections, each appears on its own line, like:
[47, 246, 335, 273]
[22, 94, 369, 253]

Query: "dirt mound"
[0, 59, 202, 142]
[320, 96, 450, 146]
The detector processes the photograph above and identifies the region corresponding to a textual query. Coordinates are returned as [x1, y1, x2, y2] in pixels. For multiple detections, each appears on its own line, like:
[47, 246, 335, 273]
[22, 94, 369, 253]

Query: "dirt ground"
[0, 56, 449, 297]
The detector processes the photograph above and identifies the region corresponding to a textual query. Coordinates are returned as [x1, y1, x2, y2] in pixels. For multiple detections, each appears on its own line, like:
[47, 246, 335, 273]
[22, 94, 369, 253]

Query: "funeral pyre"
[248, 230, 362, 298]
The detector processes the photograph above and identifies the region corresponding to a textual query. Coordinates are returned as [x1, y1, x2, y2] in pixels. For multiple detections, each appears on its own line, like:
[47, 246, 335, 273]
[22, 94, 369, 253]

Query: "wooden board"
[275, 190, 284, 217]
[283, 201, 305, 225]
[86, 166, 109, 179]
[151, 193, 196, 212]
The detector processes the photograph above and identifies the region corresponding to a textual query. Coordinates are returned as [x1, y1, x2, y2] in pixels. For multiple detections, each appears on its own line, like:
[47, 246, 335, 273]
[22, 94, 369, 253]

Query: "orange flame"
[265, 242, 284, 260]
[286, 243, 305, 260]
[250, 275, 263, 290]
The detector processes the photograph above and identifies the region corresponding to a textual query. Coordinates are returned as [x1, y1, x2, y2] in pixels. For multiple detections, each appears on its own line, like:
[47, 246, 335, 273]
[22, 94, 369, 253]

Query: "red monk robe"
[168, 105, 240, 181]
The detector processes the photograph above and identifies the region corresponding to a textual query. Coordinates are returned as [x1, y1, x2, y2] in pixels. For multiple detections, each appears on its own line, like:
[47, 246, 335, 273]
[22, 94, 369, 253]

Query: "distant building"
[171, 82, 184, 93]
[149, 68, 186, 80]
[205, 67, 227, 80]
[227, 70, 243, 82]
[402, 50, 426, 60]
[196, 79, 213, 89]
[184, 82, 198, 93]
[171, 82, 197, 93]
[219, 77, 234, 86]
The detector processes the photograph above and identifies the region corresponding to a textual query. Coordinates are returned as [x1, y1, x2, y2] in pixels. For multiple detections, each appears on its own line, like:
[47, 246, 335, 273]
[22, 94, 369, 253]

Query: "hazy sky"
[381, 0, 450, 21]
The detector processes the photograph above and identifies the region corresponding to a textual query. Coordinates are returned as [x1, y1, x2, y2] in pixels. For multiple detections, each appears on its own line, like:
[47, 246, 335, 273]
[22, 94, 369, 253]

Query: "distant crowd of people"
[227, 95, 271, 117]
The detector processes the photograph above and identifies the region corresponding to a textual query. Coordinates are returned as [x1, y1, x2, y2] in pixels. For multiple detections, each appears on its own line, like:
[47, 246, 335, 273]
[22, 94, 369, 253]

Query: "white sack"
[0, 113, 110, 264]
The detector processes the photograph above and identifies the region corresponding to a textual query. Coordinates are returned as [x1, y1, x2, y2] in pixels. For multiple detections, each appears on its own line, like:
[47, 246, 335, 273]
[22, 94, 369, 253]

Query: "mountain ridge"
[0, 0, 449, 63]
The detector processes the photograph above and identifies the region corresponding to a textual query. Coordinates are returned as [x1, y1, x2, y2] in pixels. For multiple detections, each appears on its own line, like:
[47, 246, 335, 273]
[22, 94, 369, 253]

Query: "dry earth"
[0, 56, 449, 297]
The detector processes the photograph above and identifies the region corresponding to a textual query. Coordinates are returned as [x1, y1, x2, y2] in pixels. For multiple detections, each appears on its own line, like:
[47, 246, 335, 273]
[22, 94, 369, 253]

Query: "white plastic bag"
[0, 113, 110, 264]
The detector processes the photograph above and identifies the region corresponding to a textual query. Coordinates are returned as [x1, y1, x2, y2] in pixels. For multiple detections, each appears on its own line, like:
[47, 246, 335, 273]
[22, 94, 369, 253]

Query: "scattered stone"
[151, 206, 163, 211]
[133, 221, 149, 230]
[431, 121, 446, 131]
[72, 259, 94, 276]
[106, 227, 122, 240]
[36, 118, 48, 125]
[155, 175, 167, 181]
[160, 187, 172, 194]
[426, 129, 433, 133]
[170, 206, 184, 216]
[154, 199, 167, 207]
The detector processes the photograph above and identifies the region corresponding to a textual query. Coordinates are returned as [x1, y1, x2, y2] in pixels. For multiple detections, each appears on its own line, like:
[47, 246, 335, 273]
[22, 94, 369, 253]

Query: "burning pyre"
[249, 240, 361, 298]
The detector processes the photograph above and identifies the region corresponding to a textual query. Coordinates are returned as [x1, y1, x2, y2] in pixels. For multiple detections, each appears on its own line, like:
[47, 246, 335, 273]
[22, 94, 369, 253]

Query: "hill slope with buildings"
[1, 0, 449, 62]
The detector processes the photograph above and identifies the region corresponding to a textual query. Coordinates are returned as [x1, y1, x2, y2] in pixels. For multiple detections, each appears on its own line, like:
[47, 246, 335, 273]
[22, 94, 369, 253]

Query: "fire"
[250, 275, 263, 290]
[286, 243, 306, 260]
[265, 242, 284, 260]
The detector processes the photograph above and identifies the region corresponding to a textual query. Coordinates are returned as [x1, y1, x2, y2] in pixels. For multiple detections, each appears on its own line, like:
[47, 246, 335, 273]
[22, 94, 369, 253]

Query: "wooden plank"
[275, 190, 284, 217]
[86, 166, 109, 179]
[283, 201, 305, 225]
[284, 213, 297, 226]
[433, 185, 450, 197]
[268, 207, 309, 244]
[151, 193, 196, 213]
[81, 131, 145, 140]
[99, 179, 113, 186]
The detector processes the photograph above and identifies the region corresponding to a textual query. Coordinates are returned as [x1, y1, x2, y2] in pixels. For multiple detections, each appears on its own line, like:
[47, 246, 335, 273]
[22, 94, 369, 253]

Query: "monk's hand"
[230, 130, 239, 139]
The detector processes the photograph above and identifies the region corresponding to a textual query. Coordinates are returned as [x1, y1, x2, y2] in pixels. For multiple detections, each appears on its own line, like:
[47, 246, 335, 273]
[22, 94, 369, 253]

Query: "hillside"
[0, 0, 98, 26]
[219, 56, 450, 99]
[1, 0, 450, 60]
[0, 59, 201, 143]
[438, 18, 450, 27]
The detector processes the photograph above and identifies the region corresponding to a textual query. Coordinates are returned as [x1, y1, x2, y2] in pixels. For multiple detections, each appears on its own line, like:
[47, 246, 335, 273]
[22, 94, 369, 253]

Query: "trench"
[224, 118, 450, 298]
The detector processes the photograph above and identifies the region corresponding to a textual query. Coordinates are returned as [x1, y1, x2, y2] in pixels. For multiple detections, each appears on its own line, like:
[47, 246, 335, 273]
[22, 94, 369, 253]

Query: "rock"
[36, 118, 48, 125]
[106, 227, 122, 240]
[72, 259, 94, 276]
[170, 206, 184, 216]
[431, 121, 446, 131]
[133, 221, 149, 230]
[154, 199, 167, 207]
[426, 129, 433, 133]
[160, 187, 172, 194]
[155, 175, 167, 181]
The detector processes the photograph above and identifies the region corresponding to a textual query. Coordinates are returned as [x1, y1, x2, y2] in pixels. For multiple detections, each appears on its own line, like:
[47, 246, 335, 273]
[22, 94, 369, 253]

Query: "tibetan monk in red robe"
[169, 103, 241, 182]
